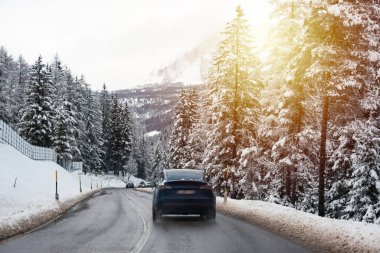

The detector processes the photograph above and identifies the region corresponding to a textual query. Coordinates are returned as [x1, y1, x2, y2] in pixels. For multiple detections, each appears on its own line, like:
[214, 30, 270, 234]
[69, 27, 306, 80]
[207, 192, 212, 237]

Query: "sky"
[0, 0, 272, 91]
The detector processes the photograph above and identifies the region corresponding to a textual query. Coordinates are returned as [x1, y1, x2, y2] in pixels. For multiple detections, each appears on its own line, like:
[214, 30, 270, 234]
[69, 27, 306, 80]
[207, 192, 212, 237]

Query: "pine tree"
[108, 95, 124, 175]
[81, 89, 104, 173]
[130, 111, 147, 179]
[260, 0, 316, 206]
[344, 119, 380, 223]
[51, 55, 67, 100]
[150, 143, 167, 183]
[19, 56, 55, 147]
[100, 84, 112, 172]
[203, 6, 260, 198]
[325, 1, 380, 221]
[13, 55, 29, 124]
[52, 100, 77, 163]
[121, 102, 133, 166]
[169, 88, 198, 169]
[0, 46, 14, 123]
[290, 0, 379, 216]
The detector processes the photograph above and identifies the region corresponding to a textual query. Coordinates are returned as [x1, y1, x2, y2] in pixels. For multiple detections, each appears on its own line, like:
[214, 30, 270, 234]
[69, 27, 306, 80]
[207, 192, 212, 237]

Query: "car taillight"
[159, 184, 172, 190]
[200, 184, 212, 190]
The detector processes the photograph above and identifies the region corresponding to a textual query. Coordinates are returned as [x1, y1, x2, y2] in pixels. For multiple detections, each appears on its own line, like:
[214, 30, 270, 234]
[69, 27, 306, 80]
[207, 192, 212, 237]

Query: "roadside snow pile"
[0, 143, 126, 239]
[71, 171, 126, 188]
[216, 197, 380, 253]
[134, 188, 154, 194]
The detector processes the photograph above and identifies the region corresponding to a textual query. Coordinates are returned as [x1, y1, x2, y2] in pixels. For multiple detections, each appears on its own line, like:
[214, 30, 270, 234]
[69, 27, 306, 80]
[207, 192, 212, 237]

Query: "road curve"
[0, 189, 310, 253]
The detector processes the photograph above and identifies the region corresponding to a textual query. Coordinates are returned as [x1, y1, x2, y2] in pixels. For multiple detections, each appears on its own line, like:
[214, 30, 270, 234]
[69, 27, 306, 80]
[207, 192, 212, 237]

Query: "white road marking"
[123, 191, 152, 253]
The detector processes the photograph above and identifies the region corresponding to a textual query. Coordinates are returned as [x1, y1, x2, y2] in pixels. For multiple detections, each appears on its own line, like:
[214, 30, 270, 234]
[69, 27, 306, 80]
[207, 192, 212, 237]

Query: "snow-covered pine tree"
[291, 0, 379, 217]
[0, 46, 14, 124]
[203, 6, 260, 198]
[19, 56, 55, 147]
[324, 1, 380, 222]
[100, 84, 112, 172]
[72, 76, 88, 161]
[121, 101, 133, 168]
[169, 88, 198, 169]
[63, 74, 85, 160]
[344, 118, 380, 223]
[259, 0, 318, 207]
[52, 99, 77, 164]
[150, 143, 167, 183]
[108, 94, 124, 175]
[183, 87, 199, 169]
[81, 89, 104, 173]
[259, 0, 305, 204]
[187, 91, 209, 170]
[13, 55, 29, 124]
[130, 111, 147, 179]
[51, 55, 67, 100]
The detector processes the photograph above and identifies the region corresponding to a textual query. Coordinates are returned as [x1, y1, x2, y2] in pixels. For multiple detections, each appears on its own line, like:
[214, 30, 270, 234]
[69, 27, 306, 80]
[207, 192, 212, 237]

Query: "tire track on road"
[122, 191, 152, 253]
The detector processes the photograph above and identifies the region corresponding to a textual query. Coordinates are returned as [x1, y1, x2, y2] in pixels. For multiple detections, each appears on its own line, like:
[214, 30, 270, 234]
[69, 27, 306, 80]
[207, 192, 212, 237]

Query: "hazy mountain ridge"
[116, 82, 195, 132]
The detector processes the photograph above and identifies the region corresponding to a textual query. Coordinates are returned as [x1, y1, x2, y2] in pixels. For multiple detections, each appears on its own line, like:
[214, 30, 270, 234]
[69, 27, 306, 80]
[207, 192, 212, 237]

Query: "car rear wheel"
[202, 209, 215, 221]
[153, 208, 160, 222]
[210, 209, 216, 220]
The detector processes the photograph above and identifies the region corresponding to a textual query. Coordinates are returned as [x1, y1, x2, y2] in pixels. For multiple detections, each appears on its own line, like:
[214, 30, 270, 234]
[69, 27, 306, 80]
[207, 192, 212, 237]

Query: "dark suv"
[152, 169, 216, 221]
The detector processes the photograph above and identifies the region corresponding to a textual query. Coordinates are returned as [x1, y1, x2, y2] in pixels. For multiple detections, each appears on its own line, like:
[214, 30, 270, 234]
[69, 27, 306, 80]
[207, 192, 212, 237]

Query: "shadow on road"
[154, 215, 216, 226]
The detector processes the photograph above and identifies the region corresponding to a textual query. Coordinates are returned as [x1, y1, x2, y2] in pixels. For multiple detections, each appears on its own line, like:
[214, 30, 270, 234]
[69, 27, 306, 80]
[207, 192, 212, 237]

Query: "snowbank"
[216, 198, 380, 253]
[134, 187, 154, 194]
[134, 188, 380, 252]
[0, 143, 126, 240]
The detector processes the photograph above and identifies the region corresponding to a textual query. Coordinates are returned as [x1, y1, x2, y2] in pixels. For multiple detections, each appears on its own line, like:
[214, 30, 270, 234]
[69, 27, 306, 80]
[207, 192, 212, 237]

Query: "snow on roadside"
[134, 188, 380, 252]
[0, 143, 126, 237]
[134, 188, 154, 194]
[216, 197, 380, 253]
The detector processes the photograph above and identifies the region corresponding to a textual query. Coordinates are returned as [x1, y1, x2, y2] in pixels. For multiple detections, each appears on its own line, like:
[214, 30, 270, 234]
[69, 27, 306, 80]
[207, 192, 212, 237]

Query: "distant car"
[125, 182, 134, 188]
[152, 169, 216, 221]
[138, 181, 146, 188]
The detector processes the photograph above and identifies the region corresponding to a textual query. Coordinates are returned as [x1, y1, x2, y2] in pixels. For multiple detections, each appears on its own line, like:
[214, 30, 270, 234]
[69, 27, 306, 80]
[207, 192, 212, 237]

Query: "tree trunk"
[232, 26, 239, 163]
[318, 94, 329, 217]
[285, 167, 291, 199]
[291, 100, 303, 204]
[291, 167, 297, 204]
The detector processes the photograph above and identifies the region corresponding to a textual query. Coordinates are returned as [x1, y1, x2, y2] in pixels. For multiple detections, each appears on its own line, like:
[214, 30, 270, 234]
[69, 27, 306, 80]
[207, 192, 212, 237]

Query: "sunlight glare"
[237, 0, 273, 58]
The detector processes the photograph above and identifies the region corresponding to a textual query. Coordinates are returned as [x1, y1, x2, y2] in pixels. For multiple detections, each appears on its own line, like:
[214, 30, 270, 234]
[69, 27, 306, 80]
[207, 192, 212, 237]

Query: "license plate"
[177, 190, 195, 195]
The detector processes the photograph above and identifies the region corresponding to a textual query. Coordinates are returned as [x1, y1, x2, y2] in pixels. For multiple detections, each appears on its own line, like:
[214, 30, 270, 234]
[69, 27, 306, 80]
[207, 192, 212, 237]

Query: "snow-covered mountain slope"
[0, 143, 125, 229]
[116, 82, 203, 132]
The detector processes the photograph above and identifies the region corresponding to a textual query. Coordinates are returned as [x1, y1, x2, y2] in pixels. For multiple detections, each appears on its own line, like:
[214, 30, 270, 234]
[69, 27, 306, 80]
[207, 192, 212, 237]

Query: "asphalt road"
[0, 189, 310, 253]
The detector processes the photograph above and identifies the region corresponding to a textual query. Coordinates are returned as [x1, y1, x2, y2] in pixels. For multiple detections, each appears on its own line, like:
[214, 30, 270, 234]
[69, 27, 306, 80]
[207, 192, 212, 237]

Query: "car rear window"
[165, 170, 204, 181]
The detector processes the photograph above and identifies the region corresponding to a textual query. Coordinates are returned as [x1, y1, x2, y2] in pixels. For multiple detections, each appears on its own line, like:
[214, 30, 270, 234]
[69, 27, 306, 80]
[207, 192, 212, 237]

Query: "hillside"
[115, 82, 203, 133]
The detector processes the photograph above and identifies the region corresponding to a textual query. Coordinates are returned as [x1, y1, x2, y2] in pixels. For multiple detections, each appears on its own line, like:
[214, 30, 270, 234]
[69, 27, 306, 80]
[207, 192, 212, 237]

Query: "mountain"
[116, 82, 202, 133]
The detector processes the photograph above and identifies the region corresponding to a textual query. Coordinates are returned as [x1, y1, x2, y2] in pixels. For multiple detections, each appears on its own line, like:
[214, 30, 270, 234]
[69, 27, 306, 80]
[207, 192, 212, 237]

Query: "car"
[138, 181, 146, 187]
[152, 169, 216, 221]
[125, 182, 134, 188]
